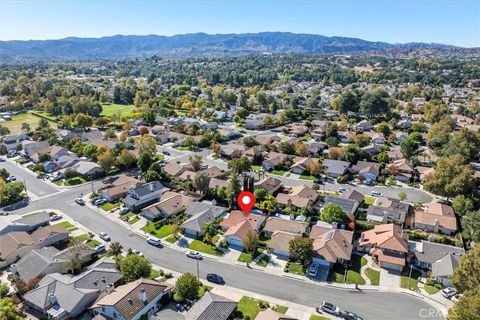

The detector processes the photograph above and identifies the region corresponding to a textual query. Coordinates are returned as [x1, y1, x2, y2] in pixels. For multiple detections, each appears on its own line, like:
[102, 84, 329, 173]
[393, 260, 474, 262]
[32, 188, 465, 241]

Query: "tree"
[227, 174, 241, 208]
[359, 88, 392, 117]
[117, 149, 136, 169]
[0, 182, 25, 207]
[0, 125, 10, 137]
[243, 230, 259, 253]
[108, 242, 123, 256]
[376, 122, 390, 137]
[82, 143, 98, 159]
[75, 113, 93, 129]
[289, 237, 313, 265]
[452, 195, 474, 216]
[243, 136, 257, 148]
[183, 136, 197, 150]
[447, 286, 480, 320]
[423, 155, 474, 198]
[38, 152, 51, 162]
[211, 142, 221, 156]
[400, 138, 418, 160]
[320, 204, 348, 223]
[259, 194, 277, 214]
[21, 122, 31, 133]
[137, 152, 153, 173]
[193, 172, 210, 195]
[337, 90, 359, 114]
[227, 157, 251, 175]
[254, 188, 268, 200]
[104, 128, 116, 139]
[189, 155, 203, 172]
[0, 297, 23, 320]
[97, 148, 115, 171]
[451, 245, 480, 293]
[278, 142, 295, 155]
[95, 117, 109, 127]
[294, 142, 307, 156]
[174, 273, 201, 302]
[461, 210, 480, 246]
[134, 135, 157, 155]
[119, 254, 152, 282]
[38, 118, 50, 129]
[63, 244, 89, 275]
[144, 170, 161, 183]
[398, 191, 407, 202]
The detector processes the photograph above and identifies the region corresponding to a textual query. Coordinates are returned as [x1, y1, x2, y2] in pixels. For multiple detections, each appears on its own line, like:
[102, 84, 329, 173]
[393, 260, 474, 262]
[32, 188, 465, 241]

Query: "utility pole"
[408, 264, 413, 289]
[196, 258, 200, 280]
[23, 179, 28, 196]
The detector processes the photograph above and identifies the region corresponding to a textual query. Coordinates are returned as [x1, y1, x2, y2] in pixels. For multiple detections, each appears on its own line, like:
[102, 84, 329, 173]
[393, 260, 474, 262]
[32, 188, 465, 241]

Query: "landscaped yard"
[271, 169, 287, 176]
[141, 222, 174, 238]
[363, 196, 375, 205]
[424, 283, 441, 295]
[401, 269, 422, 291]
[188, 240, 223, 256]
[365, 268, 380, 285]
[237, 297, 268, 319]
[299, 174, 316, 181]
[328, 255, 366, 285]
[149, 269, 161, 280]
[252, 165, 262, 171]
[256, 253, 271, 267]
[86, 239, 101, 248]
[310, 315, 329, 320]
[73, 234, 90, 242]
[238, 248, 264, 263]
[100, 202, 121, 211]
[1, 112, 57, 134]
[100, 103, 135, 116]
[286, 262, 305, 275]
[165, 234, 180, 244]
[64, 177, 87, 186]
[272, 305, 288, 314]
[54, 221, 79, 233]
[128, 216, 141, 225]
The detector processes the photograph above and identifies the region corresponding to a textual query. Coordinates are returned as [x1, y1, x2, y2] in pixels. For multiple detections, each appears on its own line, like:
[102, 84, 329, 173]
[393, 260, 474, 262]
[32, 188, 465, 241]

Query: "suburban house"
[254, 176, 282, 195]
[276, 185, 318, 210]
[256, 309, 298, 320]
[337, 131, 353, 143]
[354, 120, 373, 132]
[0, 226, 69, 268]
[324, 195, 359, 216]
[263, 217, 309, 238]
[366, 197, 411, 225]
[269, 231, 300, 260]
[100, 175, 141, 202]
[221, 211, 265, 249]
[142, 191, 194, 221]
[340, 190, 364, 204]
[221, 144, 245, 159]
[200, 166, 223, 179]
[323, 159, 350, 178]
[364, 131, 385, 145]
[123, 181, 168, 210]
[163, 162, 188, 177]
[290, 157, 319, 175]
[262, 152, 289, 171]
[151, 292, 237, 320]
[0, 211, 50, 235]
[181, 201, 227, 238]
[351, 161, 380, 181]
[410, 241, 464, 286]
[90, 278, 173, 320]
[358, 224, 408, 271]
[11, 244, 96, 282]
[386, 159, 414, 182]
[21, 140, 49, 157]
[22, 258, 122, 320]
[309, 221, 354, 268]
[70, 161, 104, 179]
[414, 203, 458, 235]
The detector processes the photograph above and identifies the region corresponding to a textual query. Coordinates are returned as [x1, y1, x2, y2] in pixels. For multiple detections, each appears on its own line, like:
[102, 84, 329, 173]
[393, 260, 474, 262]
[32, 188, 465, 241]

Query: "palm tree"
[108, 241, 123, 256]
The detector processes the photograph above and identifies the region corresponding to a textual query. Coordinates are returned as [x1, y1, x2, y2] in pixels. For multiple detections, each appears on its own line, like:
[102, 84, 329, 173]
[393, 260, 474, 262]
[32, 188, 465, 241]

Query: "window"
[113, 312, 117, 318]
[102, 307, 105, 312]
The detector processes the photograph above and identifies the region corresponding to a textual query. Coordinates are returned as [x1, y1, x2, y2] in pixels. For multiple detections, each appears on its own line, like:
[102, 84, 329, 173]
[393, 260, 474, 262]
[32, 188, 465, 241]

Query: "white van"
[147, 236, 161, 246]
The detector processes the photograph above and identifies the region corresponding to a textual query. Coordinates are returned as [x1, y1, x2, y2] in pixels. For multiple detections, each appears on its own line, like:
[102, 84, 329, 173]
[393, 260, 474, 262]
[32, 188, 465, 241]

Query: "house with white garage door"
[309, 221, 354, 268]
[220, 211, 265, 249]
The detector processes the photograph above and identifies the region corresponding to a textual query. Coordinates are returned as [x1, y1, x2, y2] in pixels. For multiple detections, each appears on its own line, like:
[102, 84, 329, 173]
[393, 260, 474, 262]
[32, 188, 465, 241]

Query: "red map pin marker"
[237, 191, 255, 216]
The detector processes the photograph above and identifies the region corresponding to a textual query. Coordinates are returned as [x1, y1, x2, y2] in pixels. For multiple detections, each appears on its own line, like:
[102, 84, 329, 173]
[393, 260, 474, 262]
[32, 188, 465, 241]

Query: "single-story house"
[263, 217, 309, 238]
[414, 203, 458, 235]
[221, 211, 265, 249]
[142, 192, 194, 221]
[181, 202, 227, 238]
[268, 231, 299, 260]
[310, 222, 354, 268]
[254, 176, 282, 195]
[323, 159, 350, 178]
[276, 185, 318, 210]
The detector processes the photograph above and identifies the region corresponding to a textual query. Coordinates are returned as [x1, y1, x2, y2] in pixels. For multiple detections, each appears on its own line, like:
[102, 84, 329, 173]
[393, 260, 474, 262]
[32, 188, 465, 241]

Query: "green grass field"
[54, 221, 78, 233]
[424, 284, 441, 295]
[401, 269, 422, 291]
[188, 240, 223, 256]
[299, 174, 316, 180]
[64, 177, 87, 186]
[365, 268, 380, 285]
[272, 305, 288, 314]
[286, 262, 305, 275]
[100, 202, 121, 211]
[310, 315, 330, 320]
[100, 103, 135, 116]
[141, 222, 174, 238]
[128, 216, 141, 225]
[1, 112, 57, 134]
[271, 169, 286, 176]
[237, 297, 268, 319]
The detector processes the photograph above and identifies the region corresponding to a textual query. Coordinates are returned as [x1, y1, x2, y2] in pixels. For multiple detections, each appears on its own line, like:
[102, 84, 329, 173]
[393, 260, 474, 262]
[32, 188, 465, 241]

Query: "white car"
[185, 250, 203, 259]
[338, 188, 347, 193]
[75, 198, 85, 205]
[99, 232, 111, 241]
[147, 237, 161, 246]
[119, 207, 130, 215]
[371, 191, 382, 197]
[132, 249, 144, 256]
[308, 263, 319, 277]
[441, 287, 457, 298]
[95, 244, 106, 253]
[451, 294, 462, 302]
[94, 198, 106, 206]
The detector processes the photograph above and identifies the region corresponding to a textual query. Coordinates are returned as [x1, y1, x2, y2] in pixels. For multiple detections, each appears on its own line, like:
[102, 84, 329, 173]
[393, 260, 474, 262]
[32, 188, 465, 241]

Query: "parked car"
[94, 198, 106, 206]
[338, 187, 347, 193]
[75, 198, 85, 205]
[441, 287, 457, 298]
[371, 191, 382, 197]
[147, 236, 161, 246]
[343, 311, 363, 320]
[206, 273, 225, 285]
[186, 251, 203, 260]
[6, 176, 16, 182]
[162, 151, 170, 156]
[364, 179, 373, 186]
[49, 214, 62, 222]
[95, 244, 106, 253]
[320, 301, 341, 316]
[132, 249, 144, 256]
[307, 263, 319, 277]
[451, 294, 463, 302]
[0, 157, 5, 162]
[118, 207, 130, 215]
[99, 232, 111, 241]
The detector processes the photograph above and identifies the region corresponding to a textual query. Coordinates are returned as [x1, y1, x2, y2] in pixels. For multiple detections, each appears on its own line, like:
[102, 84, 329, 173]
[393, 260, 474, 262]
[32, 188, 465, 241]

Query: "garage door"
[313, 257, 331, 267]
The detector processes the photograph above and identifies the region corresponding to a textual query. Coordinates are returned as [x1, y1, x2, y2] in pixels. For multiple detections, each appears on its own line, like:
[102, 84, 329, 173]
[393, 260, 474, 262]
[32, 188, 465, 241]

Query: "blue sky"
[1, 0, 479, 47]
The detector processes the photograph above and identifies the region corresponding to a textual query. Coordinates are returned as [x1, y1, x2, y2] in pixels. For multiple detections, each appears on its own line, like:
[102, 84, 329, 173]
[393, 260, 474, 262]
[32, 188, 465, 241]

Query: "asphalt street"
[0, 161, 442, 320]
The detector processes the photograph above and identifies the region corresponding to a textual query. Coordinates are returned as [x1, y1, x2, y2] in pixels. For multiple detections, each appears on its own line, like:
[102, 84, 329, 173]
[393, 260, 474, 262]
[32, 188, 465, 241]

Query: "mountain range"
[0, 32, 459, 62]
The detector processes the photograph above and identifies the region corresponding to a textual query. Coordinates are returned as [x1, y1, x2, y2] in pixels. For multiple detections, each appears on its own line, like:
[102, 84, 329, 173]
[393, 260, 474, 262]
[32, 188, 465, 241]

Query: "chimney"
[211, 199, 217, 206]
[149, 182, 154, 192]
[140, 289, 147, 303]
[332, 222, 338, 229]
[106, 283, 114, 294]
[10, 264, 18, 275]
[289, 213, 295, 221]
[48, 292, 57, 305]
[434, 219, 440, 234]
[287, 199, 292, 208]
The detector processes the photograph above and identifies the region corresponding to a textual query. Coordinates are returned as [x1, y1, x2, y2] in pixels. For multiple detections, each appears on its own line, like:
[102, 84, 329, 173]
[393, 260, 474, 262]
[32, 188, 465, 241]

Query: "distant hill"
[0, 32, 458, 62]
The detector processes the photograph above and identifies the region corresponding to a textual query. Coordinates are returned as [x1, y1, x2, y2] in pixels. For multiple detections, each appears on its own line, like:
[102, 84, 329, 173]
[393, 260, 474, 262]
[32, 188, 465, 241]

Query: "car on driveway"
[320, 301, 341, 316]
[75, 198, 85, 205]
[162, 151, 170, 156]
[451, 294, 462, 302]
[99, 232, 111, 241]
[441, 287, 457, 298]
[186, 251, 203, 260]
[206, 273, 225, 285]
[95, 244, 106, 253]
[94, 198, 106, 206]
[342, 311, 363, 320]
[338, 187, 347, 193]
[371, 191, 383, 197]
[307, 263, 319, 277]
[118, 207, 130, 215]
[49, 214, 62, 222]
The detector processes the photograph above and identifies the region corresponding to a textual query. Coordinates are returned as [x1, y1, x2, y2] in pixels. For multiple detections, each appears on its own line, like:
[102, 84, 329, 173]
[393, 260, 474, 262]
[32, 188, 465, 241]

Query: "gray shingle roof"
[432, 253, 461, 278]
[324, 195, 359, 215]
[414, 241, 464, 264]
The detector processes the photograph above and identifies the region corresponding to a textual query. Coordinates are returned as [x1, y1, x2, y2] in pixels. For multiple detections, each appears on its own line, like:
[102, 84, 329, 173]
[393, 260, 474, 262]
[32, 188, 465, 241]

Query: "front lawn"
[310, 315, 330, 320]
[74, 234, 91, 242]
[238, 248, 264, 263]
[237, 297, 268, 319]
[141, 222, 174, 238]
[188, 240, 223, 256]
[365, 268, 380, 285]
[165, 234, 180, 244]
[286, 262, 305, 275]
[401, 269, 421, 291]
[256, 254, 271, 267]
[149, 269, 161, 280]
[345, 254, 366, 285]
[86, 239, 101, 248]
[272, 305, 288, 314]
[128, 216, 141, 225]
[271, 169, 286, 176]
[424, 284, 441, 295]
[252, 165, 262, 171]
[363, 196, 375, 205]
[299, 174, 316, 181]
[64, 177, 87, 186]
[54, 221, 79, 233]
[100, 202, 120, 211]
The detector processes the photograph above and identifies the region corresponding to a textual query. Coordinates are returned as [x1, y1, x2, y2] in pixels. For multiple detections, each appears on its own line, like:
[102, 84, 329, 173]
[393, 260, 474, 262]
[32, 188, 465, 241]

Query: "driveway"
[380, 268, 402, 288]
